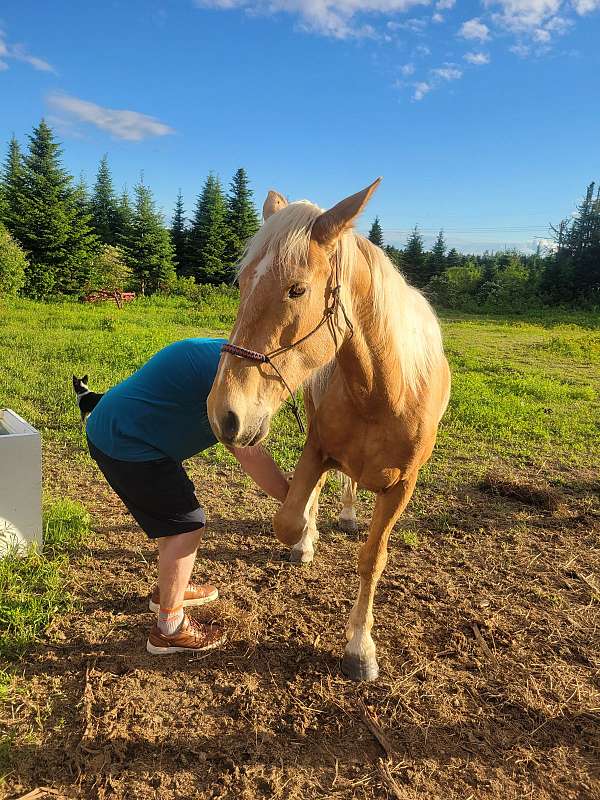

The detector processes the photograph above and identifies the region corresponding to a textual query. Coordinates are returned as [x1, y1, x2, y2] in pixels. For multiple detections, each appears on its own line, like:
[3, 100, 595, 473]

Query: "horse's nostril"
[221, 410, 240, 442]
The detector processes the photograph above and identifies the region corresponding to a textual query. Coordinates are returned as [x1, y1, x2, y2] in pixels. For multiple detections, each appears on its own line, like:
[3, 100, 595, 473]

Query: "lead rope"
[222, 253, 353, 434]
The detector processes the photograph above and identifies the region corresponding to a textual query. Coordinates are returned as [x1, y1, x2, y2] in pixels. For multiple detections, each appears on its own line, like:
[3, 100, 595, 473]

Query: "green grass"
[0, 295, 598, 482]
[0, 498, 91, 658]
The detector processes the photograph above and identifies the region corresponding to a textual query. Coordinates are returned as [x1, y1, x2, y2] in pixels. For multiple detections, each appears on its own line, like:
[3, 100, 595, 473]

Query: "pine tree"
[16, 120, 96, 298]
[225, 168, 259, 275]
[1, 136, 24, 235]
[446, 248, 462, 269]
[428, 230, 446, 280]
[60, 177, 99, 294]
[403, 226, 426, 286]
[187, 174, 230, 284]
[385, 244, 403, 270]
[368, 216, 384, 248]
[90, 155, 118, 245]
[114, 188, 134, 246]
[170, 189, 188, 276]
[123, 178, 175, 295]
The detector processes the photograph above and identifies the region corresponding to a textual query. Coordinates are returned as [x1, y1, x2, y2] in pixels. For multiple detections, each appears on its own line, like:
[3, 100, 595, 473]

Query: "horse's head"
[207, 178, 381, 447]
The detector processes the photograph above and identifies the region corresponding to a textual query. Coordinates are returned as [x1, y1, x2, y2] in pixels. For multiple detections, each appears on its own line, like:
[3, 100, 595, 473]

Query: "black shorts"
[87, 438, 205, 539]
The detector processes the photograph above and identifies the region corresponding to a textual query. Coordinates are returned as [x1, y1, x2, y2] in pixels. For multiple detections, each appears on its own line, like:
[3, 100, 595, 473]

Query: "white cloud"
[459, 18, 491, 39]
[0, 29, 56, 73]
[413, 81, 432, 100]
[400, 62, 416, 74]
[533, 26, 552, 39]
[545, 15, 574, 30]
[432, 63, 463, 79]
[510, 41, 531, 54]
[46, 93, 175, 141]
[464, 50, 491, 63]
[436, 0, 455, 8]
[414, 43, 431, 55]
[572, 0, 600, 12]
[195, 0, 432, 38]
[10, 43, 55, 72]
[485, 0, 562, 32]
[432, 12, 444, 21]
[388, 17, 428, 31]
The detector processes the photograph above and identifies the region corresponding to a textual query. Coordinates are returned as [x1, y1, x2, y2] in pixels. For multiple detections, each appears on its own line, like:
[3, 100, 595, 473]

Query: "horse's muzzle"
[212, 409, 270, 448]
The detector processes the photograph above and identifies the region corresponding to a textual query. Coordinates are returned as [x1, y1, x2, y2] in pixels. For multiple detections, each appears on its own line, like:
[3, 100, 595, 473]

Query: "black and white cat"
[72, 375, 103, 423]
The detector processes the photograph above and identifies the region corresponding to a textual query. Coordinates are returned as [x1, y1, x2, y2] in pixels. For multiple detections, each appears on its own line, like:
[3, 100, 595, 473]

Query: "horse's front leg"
[289, 472, 327, 564]
[273, 435, 326, 560]
[338, 473, 358, 533]
[342, 472, 418, 681]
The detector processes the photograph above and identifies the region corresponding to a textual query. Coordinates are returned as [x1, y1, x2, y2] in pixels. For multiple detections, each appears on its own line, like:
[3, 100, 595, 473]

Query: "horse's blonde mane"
[239, 200, 444, 395]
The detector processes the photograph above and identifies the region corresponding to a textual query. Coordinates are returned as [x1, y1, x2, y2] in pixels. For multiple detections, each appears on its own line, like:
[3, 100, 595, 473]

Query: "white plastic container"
[0, 409, 42, 556]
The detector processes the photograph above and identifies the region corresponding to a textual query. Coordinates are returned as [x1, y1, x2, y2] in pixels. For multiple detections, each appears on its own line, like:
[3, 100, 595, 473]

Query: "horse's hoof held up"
[341, 653, 379, 682]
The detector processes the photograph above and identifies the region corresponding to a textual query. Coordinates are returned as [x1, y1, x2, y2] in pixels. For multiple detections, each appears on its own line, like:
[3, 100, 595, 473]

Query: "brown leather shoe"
[148, 582, 218, 613]
[146, 614, 226, 655]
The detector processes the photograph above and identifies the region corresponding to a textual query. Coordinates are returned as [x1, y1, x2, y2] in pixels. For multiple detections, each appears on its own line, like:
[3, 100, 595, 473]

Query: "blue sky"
[1, 0, 599, 253]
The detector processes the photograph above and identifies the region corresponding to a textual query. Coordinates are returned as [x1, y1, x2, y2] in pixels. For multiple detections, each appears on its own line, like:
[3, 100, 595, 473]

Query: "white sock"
[158, 606, 184, 635]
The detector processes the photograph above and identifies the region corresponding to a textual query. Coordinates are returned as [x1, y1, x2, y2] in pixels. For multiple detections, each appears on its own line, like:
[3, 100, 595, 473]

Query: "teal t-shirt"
[86, 337, 227, 462]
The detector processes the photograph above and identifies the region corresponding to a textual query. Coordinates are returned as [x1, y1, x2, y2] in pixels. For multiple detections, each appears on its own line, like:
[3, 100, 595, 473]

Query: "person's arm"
[227, 444, 289, 503]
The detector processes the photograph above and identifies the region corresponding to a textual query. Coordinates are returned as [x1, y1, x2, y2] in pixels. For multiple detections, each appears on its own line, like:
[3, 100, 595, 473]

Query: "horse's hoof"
[341, 652, 379, 682]
[338, 517, 358, 534]
[289, 548, 313, 565]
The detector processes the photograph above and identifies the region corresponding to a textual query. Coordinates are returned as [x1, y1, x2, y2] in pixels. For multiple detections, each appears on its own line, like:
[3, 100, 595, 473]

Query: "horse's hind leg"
[338, 474, 358, 533]
[342, 472, 418, 681]
[290, 472, 327, 565]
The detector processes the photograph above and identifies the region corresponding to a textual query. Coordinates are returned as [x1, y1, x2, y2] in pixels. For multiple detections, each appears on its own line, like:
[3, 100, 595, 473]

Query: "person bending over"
[85, 337, 289, 655]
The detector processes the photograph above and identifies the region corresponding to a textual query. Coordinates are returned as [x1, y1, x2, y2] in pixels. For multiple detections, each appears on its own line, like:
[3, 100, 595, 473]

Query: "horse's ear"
[263, 190, 288, 221]
[312, 178, 382, 247]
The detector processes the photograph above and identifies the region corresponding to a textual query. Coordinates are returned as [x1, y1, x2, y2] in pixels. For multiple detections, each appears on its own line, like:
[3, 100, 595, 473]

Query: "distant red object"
[82, 290, 136, 309]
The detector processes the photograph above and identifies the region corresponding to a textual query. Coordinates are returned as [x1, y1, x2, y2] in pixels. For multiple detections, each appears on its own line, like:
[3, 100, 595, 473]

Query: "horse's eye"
[288, 284, 306, 299]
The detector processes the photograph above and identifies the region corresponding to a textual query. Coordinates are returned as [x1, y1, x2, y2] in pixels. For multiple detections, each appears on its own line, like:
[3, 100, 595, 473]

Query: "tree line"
[0, 120, 598, 308]
[0, 120, 259, 298]
[367, 194, 600, 310]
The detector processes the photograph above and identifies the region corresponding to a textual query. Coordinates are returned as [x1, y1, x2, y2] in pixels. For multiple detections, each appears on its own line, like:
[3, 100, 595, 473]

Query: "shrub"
[87, 244, 132, 293]
[0, 223, 27, 296]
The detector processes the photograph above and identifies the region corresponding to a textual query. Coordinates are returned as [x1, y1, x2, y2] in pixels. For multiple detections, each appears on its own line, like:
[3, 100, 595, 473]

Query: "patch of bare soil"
[2, 448, 599, 800]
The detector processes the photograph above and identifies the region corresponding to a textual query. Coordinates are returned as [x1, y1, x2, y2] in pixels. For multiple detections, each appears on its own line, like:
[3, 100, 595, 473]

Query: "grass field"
[0, 295, 599, 800]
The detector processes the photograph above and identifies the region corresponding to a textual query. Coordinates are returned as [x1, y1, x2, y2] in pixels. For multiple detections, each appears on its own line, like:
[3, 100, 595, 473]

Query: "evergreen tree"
[16, 120, 96, 298]
[114, 188, 134, 246]
[446, 247, 462, 269]
[225, 168, 259, 275]
[428, 230, 446, 280]
[60, 177, 99, 294]
[403, 226, 426, 286]
[90, 155, 118, 245]
[367, 216, 384, 248]
[187, 174, 230, 284]
[170, 189, 188, 276]
[1, 136, 24, 235]
[385, 244, 403, 270]
[123, 178, 175, 295]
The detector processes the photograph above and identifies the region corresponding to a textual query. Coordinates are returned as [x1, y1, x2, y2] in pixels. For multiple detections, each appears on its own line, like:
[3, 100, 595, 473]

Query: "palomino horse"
[207, 179, 450, 681]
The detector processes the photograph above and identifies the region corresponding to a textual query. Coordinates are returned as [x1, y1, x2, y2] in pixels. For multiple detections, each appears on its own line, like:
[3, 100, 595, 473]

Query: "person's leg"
[156, 528, 203, 633]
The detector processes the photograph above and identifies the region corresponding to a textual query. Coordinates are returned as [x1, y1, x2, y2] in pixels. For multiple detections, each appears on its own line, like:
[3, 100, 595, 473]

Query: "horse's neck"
[336, 250, 407, 415]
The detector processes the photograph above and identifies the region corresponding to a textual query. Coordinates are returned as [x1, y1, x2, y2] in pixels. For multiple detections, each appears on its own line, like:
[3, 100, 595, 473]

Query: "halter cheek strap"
[221, 258, 353, 434]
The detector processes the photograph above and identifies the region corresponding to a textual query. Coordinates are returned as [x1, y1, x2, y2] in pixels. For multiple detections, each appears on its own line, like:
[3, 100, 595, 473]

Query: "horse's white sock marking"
[290, 487, 319, 563]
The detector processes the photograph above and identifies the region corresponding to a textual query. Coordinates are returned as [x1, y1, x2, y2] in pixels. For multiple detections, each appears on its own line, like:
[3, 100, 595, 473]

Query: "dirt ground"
[3, 446, 600, 800]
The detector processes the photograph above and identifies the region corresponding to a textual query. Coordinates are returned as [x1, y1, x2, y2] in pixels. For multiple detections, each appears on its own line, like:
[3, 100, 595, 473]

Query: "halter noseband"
[221, 262, 353, 433]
